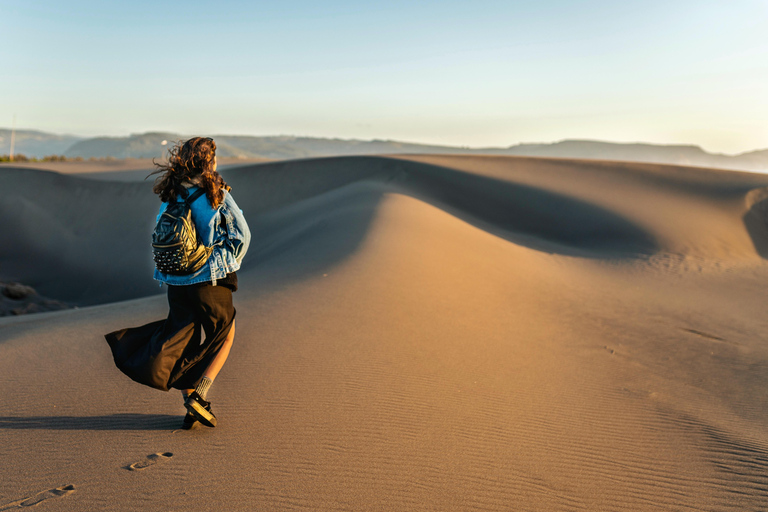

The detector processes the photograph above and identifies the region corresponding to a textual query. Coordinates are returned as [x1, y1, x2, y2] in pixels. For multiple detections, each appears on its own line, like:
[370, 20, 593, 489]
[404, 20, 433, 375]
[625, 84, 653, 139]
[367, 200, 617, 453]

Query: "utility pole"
[9, 115, 16, 161]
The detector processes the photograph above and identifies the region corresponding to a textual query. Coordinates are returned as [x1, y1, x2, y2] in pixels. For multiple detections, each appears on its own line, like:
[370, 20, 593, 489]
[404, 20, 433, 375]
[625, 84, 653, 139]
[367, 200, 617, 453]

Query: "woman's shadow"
[0, 414, 181, 431]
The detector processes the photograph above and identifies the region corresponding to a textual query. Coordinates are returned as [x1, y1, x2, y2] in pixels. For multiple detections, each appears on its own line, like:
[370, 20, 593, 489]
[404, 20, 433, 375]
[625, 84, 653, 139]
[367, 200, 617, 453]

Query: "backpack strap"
[184, 188, 206, 205]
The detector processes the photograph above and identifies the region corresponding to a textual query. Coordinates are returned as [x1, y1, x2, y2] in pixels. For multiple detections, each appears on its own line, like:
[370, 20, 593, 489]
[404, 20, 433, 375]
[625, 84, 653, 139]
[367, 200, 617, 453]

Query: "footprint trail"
[126, 452, 173, 471]
[0, 485, 75, 510]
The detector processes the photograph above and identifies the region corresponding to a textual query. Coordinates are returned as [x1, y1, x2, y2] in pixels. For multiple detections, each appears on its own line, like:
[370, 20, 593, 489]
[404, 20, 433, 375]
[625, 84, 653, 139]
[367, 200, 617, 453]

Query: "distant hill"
[494, 140, 768, 171]
[0, 129, 83, 158]
[61, 132, 252, 160]
[1, 129, 766, 172]
[67, 134, 768, 172]
[63, 133, 473, 160]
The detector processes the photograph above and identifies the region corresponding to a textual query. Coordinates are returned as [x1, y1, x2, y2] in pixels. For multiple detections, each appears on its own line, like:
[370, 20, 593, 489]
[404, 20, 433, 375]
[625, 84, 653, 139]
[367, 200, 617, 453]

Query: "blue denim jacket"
[153, 186, 251, 286]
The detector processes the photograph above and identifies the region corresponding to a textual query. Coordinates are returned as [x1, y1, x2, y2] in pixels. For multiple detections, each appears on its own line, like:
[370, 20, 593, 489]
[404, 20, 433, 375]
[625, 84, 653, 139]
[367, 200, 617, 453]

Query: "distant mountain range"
[0, 129, 82, 158]
[1, 129, 766, 172]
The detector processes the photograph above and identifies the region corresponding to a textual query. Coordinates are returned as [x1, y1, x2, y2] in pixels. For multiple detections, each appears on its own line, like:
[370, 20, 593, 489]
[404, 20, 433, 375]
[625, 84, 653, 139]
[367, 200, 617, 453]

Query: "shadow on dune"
[1, 156, 662, 308]
[393, 159, 660, 257]
[233, 156, 659, 287]
[743, 188, 768, 260]
[0, 413, 181, 431]
[216, 157, 401, 283]
[0, 167, 159, 306]
[240, 181, 387, 280]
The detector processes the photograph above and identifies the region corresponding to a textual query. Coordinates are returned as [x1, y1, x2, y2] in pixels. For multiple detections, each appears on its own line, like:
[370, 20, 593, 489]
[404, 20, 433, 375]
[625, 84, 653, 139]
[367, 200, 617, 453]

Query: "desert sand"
[1, 154, 767, 510]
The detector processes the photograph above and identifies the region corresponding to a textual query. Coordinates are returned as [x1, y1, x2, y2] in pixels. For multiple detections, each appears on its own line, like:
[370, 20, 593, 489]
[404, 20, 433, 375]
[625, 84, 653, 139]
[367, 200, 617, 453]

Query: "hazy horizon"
[4, 0, 766, 154]
[2, 127, 767, 157]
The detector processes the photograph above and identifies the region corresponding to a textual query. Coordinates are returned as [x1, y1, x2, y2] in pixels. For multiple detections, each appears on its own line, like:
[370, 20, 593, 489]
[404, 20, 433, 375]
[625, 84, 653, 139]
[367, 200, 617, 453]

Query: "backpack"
[152, 188, 212, 275]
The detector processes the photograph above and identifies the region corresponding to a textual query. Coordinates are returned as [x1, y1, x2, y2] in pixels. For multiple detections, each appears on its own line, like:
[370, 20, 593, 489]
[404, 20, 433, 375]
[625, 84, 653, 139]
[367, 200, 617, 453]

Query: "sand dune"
[1, 155, 768, 510]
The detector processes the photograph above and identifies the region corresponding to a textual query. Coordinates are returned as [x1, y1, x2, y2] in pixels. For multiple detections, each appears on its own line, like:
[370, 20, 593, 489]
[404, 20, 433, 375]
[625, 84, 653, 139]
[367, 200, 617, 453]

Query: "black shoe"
[184, 391, 217, 427]
[181, 411, 199, 430]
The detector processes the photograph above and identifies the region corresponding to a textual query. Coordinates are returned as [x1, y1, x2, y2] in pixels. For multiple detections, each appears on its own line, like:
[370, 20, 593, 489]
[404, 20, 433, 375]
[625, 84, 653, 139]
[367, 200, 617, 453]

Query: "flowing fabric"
[105, 280, 236, 391]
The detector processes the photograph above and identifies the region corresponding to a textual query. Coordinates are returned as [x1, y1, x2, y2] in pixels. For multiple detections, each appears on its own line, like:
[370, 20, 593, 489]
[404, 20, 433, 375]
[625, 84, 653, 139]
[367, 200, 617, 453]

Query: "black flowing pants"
[105, 282, 236, 391]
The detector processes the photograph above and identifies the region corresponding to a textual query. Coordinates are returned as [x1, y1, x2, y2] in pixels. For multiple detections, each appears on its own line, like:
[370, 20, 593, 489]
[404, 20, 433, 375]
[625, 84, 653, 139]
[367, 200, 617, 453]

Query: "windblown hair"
[150, 137, 229, 208]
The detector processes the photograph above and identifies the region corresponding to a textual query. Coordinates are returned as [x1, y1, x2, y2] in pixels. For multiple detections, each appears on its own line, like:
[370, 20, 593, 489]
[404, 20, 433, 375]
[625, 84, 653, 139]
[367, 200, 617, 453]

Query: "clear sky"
[2, 0, 766, 153]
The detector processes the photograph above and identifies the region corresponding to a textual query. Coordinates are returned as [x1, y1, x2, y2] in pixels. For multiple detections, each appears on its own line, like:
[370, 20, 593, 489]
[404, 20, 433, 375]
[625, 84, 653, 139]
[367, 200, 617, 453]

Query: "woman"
[105, 137, 250, 430]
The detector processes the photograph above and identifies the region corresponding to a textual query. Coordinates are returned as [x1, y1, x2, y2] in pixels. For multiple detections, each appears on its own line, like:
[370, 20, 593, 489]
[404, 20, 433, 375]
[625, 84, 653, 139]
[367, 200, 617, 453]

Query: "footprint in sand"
[0, 485, 75, 510]
[126, 452, 173, 471]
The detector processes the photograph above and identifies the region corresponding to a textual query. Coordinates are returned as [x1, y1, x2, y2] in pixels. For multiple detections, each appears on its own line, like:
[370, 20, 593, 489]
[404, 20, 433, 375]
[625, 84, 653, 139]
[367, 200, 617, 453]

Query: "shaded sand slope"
[0, 168, 158, 305]
[394, 155, 768, 263]
[0, 158, 396, 304]
[2, 155, 768, 510]
[5, 153, 767, 304]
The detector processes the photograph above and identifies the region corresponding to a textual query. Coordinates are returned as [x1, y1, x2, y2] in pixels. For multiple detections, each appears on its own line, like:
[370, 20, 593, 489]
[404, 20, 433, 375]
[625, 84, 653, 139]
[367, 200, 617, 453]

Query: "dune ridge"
[1, 155, 768, 510]
[3, 155, 766, 305]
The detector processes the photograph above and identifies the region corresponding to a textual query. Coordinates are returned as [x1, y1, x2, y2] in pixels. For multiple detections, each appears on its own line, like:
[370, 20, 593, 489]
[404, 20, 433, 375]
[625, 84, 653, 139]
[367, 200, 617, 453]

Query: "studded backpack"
[152, 188, 212, 275]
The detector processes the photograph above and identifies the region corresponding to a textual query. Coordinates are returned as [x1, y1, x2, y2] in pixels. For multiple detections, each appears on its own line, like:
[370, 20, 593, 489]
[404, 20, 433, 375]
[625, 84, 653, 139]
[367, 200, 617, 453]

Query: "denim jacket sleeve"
[218, 191, 250, 265]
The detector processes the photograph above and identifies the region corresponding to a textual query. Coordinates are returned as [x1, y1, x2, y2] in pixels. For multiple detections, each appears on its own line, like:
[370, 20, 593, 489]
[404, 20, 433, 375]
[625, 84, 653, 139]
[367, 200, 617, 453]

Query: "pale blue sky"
[2, 0, 766, 153]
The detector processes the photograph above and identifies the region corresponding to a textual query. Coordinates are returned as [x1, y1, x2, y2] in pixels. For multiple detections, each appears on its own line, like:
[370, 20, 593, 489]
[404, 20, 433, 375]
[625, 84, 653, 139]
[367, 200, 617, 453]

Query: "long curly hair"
[150, 137, 229, 208]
